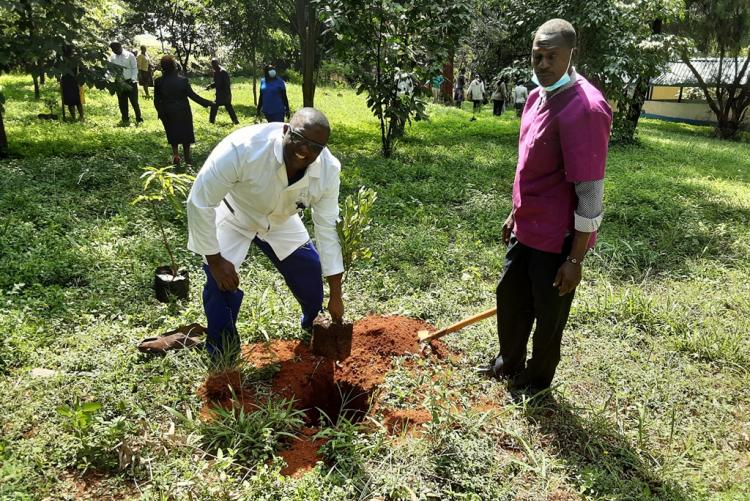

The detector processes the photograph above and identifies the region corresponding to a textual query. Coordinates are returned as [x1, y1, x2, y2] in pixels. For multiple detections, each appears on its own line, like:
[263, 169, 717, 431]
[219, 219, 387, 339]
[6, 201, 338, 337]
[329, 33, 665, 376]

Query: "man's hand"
[552, 261, 581, 296]
[327, 295, 344, 323]
[206, 254, 239, 291]
[326, 273, 344, 322]
[502, 210, 515, 245]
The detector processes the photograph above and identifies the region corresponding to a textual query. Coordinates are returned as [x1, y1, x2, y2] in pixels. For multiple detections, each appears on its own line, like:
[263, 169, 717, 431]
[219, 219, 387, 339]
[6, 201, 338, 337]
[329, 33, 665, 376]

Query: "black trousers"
[210, 103, 238, 124]
[493, 100, 505, 115]
[117, 81, 142, 121]
[496, 234, 575, 390]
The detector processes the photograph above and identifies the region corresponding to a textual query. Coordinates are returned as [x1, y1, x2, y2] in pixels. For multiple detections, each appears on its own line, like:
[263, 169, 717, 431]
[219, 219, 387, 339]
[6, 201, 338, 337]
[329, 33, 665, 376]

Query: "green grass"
[1, 72, 749, 500]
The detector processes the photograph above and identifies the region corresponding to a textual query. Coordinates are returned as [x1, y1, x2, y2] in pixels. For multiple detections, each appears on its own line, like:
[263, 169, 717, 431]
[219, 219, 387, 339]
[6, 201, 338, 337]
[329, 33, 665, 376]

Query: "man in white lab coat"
[108, 42, 142, 124]
[187, 108, 344, 355]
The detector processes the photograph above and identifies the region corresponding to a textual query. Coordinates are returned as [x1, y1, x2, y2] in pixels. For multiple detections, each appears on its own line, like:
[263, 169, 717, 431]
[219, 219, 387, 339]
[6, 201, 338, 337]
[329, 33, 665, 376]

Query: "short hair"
[535, 18, 577, 48]
[160, 54, 177, 74]
[211, 58, 219, 65]
[291, 107, 331, 133]
[109, 42, 121, 50]
[140, 45, 147, 51]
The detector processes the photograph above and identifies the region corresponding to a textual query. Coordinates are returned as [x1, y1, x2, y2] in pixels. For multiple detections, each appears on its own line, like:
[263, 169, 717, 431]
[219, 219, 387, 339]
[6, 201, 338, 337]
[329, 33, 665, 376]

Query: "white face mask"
[268, 69, 277, 78]
[532, 50, 573, 92]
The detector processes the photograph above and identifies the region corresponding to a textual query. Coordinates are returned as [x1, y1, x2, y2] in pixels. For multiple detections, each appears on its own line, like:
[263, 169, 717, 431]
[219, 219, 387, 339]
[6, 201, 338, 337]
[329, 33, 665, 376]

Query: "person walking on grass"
[454, 68, 467, 108]
[476, 19, 612, 396]
[153, 55, 214, 167]
[257, 64, 290, 123]
[431, 73, 445, 104]
[186, 108, 345, 357]
[60, 46, 84, 122]
[136, 45, 153, 99]
[206, 58, 240, 125]
[466, 73, 485, 119]
[513, 81, 529, 117]
[109, 42, 143, 125]
[491, 77, 509, 116]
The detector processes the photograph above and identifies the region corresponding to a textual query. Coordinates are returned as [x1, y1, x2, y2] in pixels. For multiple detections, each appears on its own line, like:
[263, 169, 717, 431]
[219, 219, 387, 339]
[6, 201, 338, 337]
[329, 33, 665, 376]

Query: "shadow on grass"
[525, 394, 695, 500]
[232, 103, 259, 120]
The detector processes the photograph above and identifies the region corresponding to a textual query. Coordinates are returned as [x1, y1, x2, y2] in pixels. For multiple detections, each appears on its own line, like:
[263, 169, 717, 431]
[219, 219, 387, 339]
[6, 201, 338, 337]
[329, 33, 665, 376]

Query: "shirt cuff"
[574, 211, 603, 232]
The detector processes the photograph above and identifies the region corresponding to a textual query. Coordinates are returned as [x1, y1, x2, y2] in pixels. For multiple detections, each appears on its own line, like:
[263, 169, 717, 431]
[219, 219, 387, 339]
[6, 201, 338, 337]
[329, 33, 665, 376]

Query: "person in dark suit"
[206, 58, 239, 125]
[154, 55, 214, 166]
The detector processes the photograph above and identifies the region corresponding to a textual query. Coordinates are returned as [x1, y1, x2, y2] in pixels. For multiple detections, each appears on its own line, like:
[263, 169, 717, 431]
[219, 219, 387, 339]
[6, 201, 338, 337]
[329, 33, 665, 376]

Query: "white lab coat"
[187, 123, 344, 276]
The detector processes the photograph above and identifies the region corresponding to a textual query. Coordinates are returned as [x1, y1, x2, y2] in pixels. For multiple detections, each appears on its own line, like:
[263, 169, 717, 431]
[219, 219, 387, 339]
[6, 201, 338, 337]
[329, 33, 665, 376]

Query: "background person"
[136, 45, 153, 98]
[513, 81, 529, 117]
[257, 64, 290, 123]
[477, 18, 612, 396]
[465, 73, 485, 118]
[109, 42, 142, 124]
[454, 68, 466, 108]
[431, 73, 445, 104]
[186, 108, 345, 357]
[60, 46, 84, 122]
[153, 55, 214, 167]
[206, 58, 240, 125]
[491, 77, 508, 116]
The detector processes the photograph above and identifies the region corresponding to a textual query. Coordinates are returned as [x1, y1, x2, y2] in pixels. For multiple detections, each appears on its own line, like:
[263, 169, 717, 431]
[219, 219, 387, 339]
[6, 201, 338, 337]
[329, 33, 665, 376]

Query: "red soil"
[197, 315, 448, 475]
[382, 408, 432, 435]
[277, 427, 326, 477]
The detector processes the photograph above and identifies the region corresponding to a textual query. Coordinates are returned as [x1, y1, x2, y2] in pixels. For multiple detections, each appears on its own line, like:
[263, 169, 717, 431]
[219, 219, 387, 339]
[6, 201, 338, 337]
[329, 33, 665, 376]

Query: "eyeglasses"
[288, 127, 327, 152]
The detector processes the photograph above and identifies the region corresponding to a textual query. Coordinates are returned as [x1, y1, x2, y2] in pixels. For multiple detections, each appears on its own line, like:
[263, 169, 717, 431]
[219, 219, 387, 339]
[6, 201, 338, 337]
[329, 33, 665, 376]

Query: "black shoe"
[508, 372, 550, 396]
[136, 117, 144, 124]
[475, 356, 521, 379]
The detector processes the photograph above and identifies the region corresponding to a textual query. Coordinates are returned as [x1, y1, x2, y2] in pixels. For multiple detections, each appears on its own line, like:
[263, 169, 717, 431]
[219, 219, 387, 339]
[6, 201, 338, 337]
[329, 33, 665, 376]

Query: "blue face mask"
[532, 51, 573, 92]
[268, 69, 277, 78]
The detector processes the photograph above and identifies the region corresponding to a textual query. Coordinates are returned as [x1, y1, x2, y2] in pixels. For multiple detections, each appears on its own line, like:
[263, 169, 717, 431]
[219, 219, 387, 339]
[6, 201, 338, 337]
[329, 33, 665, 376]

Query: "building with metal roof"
[642, 57, 749, 129]
[651, 58, 749, 87]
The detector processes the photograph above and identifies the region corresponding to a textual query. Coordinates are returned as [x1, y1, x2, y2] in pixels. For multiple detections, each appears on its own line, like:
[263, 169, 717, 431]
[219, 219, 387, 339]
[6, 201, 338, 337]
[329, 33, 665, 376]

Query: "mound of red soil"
[277, 427, 326, 478]
[382, 408, 432, 435]
[197, 315, 448, 475]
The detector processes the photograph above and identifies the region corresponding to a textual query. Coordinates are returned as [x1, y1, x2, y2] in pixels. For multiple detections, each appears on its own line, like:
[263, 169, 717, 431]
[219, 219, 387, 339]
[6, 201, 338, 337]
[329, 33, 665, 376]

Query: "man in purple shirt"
[477, 19, 612, 395]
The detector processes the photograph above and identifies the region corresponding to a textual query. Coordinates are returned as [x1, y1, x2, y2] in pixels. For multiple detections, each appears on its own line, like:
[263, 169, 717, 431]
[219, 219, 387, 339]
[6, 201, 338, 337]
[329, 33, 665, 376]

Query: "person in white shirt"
[187, 108, 345, 356]
[109, 42, 142, 124]
[465, 74, 485, 117]
[513, 82, 529, 117]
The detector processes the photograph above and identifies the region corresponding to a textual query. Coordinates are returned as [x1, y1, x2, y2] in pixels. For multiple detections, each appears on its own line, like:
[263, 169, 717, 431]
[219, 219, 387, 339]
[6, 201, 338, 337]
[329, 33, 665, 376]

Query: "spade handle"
[420, 307, 497, 343]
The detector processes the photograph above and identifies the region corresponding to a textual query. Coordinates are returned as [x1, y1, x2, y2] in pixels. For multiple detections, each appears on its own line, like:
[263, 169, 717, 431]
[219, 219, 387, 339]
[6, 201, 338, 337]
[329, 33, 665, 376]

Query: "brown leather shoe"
[137, 323, 206, 354]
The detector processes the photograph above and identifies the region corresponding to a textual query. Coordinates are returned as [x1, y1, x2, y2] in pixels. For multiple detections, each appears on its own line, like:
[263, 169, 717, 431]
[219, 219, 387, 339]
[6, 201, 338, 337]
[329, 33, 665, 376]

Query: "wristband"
[566, 256, 582, 265]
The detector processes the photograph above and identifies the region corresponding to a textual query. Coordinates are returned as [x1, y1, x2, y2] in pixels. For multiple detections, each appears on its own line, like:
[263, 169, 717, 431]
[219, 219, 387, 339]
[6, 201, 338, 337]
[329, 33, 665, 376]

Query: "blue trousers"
[203, 238, 324, 354]
[264, 112, 285, 123]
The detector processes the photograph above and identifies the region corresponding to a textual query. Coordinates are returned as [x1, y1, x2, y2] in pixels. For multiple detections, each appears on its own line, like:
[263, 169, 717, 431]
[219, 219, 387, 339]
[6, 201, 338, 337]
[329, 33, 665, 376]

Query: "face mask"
[532, 51, 573, 92]
[268, 69, 277, 78]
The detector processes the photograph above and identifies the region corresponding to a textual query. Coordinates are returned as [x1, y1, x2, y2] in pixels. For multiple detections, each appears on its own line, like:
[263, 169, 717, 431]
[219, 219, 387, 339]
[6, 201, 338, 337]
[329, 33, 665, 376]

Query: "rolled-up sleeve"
[574, 179, 604, 232]
[186, 141, 240, 256]
[311, 177, 344, 277]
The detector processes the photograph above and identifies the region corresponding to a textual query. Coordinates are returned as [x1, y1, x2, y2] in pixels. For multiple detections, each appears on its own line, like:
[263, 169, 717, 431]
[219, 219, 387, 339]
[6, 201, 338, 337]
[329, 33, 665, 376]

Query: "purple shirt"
[512, 75, 612, 253]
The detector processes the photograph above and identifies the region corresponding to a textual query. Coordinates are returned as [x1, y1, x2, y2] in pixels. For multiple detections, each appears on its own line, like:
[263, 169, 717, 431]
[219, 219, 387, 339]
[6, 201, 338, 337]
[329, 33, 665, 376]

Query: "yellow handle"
[421, 307, 497, 342]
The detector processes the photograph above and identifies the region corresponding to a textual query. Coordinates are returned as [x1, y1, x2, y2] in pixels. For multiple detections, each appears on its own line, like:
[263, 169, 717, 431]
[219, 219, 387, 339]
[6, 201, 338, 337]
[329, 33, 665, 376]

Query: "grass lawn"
[1, 73, 749, 500]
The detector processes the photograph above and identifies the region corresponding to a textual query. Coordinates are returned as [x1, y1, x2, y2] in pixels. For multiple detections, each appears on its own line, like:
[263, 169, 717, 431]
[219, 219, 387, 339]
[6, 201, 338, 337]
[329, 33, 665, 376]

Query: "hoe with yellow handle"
[418, 307, 497, 344]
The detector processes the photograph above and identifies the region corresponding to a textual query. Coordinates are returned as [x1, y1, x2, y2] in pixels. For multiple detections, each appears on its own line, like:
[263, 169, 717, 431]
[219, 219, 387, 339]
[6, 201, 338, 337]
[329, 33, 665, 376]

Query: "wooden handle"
[421, 307, 497, 342]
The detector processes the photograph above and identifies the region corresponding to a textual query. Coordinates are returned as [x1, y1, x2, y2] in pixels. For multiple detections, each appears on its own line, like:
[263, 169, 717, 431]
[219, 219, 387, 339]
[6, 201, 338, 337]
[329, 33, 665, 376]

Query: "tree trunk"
[442, 52, 454, 105]
[252, 45, 258, 106]
[716, 115, 739, 139]
[296, 0, 319, 107]
[620, 18, 663, 142]
[32, 75, 40, 100]
[0, 110, 8, 157]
